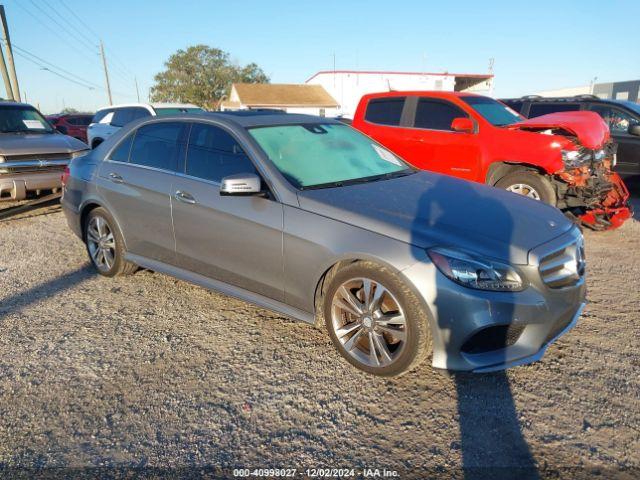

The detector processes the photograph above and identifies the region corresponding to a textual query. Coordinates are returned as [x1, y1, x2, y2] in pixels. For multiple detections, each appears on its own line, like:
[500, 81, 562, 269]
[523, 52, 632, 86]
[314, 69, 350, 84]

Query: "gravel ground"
[0, 203, 638, 479]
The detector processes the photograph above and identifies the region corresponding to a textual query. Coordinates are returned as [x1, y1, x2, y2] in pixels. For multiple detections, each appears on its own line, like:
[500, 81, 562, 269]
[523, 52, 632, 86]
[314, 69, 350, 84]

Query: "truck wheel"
[322, 261, 431, 377]
[495, 171, 556, 206]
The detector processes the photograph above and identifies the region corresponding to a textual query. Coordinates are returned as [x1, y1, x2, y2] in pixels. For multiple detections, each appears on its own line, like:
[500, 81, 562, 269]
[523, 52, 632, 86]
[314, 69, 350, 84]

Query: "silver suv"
[62, 112, 586, 376]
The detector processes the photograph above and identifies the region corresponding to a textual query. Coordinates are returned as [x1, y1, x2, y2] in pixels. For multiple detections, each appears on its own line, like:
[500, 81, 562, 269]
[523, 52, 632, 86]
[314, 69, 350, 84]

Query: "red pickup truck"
[352, 91, 631, 230]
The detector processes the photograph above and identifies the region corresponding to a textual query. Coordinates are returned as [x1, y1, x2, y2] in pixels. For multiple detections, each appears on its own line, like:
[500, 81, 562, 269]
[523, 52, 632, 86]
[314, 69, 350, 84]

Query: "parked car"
[62, 112, 586, 376]
[46, 113, 93, 144]
[87, 103, 203, 149]
[352, 91, 632, 230]
[501, 95, 640, 190]
[0, 102, 88, 201]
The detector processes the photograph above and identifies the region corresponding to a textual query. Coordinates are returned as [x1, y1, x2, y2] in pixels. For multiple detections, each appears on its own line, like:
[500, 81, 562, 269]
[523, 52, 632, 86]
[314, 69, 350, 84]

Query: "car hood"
[297, 172, 573, 265]
[0, 132, 87, 155]
[507, 111, 609, 149]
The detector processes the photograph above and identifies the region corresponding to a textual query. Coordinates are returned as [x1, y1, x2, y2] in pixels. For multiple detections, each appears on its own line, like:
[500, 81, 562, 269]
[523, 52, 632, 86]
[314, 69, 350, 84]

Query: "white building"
[220, 83, 339, 116]
[306, 70, 494, 118]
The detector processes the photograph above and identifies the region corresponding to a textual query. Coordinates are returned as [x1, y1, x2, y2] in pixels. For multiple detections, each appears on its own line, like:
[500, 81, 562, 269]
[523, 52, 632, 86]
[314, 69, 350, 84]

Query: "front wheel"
[495, 171, 557, 206]
[323, 261, 431, 377]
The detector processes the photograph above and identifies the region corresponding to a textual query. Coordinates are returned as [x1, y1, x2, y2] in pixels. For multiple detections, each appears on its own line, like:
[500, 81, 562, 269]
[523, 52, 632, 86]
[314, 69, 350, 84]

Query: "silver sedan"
[62, 112, 586, 376]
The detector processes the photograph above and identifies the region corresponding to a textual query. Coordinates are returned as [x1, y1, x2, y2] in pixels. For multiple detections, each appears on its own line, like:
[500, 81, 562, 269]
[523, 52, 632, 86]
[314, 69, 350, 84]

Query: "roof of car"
[95, 102, 201, 112]
[361, 91, 482, 99]
[145, 110, 342, 128]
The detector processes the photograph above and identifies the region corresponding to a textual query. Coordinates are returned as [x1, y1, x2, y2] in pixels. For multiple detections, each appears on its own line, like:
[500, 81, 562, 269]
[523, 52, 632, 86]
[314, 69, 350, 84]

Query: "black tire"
[495, 170, 557, 206]
[322, 261, 431, 377]
[83, 207, 137, 277]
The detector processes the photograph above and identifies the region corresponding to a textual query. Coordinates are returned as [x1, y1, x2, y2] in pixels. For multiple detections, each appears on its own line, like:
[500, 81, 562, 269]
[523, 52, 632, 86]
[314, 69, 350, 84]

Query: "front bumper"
[576, 172, 633, 230]
[0, 171, 64, 201]
[402, 229, 586, 372]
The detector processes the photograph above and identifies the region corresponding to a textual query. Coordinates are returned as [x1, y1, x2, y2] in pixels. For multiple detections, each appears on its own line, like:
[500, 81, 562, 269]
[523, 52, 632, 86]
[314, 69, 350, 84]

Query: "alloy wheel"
[506, 183, 541, 200]
[330, 277, 407, 368]
[86, 216, 116, 272]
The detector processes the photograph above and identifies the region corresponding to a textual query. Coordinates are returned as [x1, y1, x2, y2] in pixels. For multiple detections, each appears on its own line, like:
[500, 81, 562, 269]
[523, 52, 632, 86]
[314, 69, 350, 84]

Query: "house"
[305, 70, 494, 118]
[220, 83, 339, 116]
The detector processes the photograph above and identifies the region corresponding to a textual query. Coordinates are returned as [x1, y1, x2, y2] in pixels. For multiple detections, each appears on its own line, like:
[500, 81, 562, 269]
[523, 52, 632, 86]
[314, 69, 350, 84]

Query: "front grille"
[461, 324, 526, 355]
[2, 152, 72, 162]
[539, 238, 585, 288]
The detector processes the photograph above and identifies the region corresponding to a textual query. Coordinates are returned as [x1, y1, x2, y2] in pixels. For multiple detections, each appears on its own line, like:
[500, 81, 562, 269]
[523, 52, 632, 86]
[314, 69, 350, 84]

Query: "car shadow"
[0, 264, 95, 320]
[409, 174, 539, 479]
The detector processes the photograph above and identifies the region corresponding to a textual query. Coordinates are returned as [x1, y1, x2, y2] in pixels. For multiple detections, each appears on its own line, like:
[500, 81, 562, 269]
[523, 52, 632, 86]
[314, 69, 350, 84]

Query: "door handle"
[108, 172, 124, 183]
[174, 190, 197, 204]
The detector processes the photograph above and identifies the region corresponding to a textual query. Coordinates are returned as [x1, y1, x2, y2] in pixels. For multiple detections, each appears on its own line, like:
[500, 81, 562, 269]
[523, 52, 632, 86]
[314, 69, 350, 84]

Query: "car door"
[356, 96, 418, 162]
[403, 96, 481, 180]
[96, 121, 189, 264]
[171, 121, 284, 302]
[588, 104, 640, 178]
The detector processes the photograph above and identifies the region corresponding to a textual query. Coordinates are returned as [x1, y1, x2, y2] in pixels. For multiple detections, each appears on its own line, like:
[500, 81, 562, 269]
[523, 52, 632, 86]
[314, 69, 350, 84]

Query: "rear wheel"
[495, 171, 556, 206]
[323, 261, 431, 377]
[84, 207, 137, 277]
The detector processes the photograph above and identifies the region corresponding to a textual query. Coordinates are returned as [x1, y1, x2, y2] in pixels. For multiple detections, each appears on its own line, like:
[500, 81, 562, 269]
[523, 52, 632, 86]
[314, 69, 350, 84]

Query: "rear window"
[502, 100, 523, 114]
[528, 103, 580, 118]
[364, 97, 405, 126]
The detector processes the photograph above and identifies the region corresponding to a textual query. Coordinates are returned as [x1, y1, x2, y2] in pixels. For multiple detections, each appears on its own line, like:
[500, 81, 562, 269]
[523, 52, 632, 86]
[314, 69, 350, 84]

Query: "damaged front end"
[554, 143, 632, 230]
[509, 112, 633, 231]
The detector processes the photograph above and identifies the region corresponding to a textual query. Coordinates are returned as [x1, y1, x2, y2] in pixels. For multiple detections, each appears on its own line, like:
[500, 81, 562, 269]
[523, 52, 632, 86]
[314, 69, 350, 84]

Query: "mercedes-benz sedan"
[62, 112, 586, 376]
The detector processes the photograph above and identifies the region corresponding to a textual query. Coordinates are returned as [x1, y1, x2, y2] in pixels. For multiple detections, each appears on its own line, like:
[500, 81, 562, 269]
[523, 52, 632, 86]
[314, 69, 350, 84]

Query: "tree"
[61, 107, 79, 114]
[150, 45, 269, 109]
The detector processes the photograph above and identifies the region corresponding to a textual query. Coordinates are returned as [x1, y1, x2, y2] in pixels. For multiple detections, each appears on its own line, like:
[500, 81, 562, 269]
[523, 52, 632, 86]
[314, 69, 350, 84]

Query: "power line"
[8, 0, 98, 66]
[12, 51, 95, 90]
[28, 0, 97, 57]
[40, 0, 97, 48]
[56, 0, 136, 82]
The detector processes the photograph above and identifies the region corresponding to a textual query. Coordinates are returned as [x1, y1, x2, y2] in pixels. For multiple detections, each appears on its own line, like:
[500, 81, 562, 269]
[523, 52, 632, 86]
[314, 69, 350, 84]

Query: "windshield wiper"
[301, 170, 415, 190]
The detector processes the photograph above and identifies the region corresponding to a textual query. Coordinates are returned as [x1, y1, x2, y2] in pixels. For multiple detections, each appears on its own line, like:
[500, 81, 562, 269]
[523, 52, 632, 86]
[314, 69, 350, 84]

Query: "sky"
[3, 0, 639, 114]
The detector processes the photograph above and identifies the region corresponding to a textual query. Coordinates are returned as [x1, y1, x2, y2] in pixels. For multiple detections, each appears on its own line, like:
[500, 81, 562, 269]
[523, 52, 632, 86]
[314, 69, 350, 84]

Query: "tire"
[83, 207, 137, 277]
[322, 261, 431, 377]
[495, 170, 557, 206]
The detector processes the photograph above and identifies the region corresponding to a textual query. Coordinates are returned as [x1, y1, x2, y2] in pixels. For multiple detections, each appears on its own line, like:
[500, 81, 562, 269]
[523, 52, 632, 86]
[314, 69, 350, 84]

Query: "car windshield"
[249, 123, 413, 189]
[154, 107, 204, 115]
[461, 96, 524, 126]
[0, 105, 54, 133]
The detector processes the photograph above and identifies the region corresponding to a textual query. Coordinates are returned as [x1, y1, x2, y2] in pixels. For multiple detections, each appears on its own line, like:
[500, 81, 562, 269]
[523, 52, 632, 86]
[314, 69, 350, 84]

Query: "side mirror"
[451, 117, 475, 133]
[629, 124, 640, 137]
[220, 173, 263, 196]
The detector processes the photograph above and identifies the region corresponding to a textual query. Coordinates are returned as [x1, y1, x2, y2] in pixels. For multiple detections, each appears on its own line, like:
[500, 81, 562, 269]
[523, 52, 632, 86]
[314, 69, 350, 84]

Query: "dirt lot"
[0, 203, 638, 479]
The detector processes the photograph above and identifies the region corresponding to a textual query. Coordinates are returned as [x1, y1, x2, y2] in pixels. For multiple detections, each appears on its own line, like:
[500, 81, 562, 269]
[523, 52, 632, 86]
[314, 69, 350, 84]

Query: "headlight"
[427, 247, 526, 292]
[561, 149, 591, 169]
[71, 150, 90, 159]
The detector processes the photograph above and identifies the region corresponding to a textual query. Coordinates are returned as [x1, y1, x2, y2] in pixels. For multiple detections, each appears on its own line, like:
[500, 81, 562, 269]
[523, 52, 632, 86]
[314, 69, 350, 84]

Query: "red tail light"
[61, 166, 70, 186]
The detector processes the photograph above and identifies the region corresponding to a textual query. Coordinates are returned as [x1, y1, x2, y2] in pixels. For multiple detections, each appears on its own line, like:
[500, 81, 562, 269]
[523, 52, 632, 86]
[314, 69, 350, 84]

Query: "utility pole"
[99, 40, 112, 105]
[0, 5, 20, 101]
[135, 77, 140, 102]
[0, 38, 13, 100]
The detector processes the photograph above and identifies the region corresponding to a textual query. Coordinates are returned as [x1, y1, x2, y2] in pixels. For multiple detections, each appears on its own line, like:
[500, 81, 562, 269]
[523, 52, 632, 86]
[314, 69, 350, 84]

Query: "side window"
[109, 132, 135, 163]
[129, 107, 152, 122]
[589, 105, 639, 134]
[528, 103, 580, 118]
[186, 123, 256, 183]
[92, 109, 112, 124]
[364, 97, 406, 126]
[110, 108, 132, 127]
[129, 122, 187, 171]
[414, 99, 467, 131]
